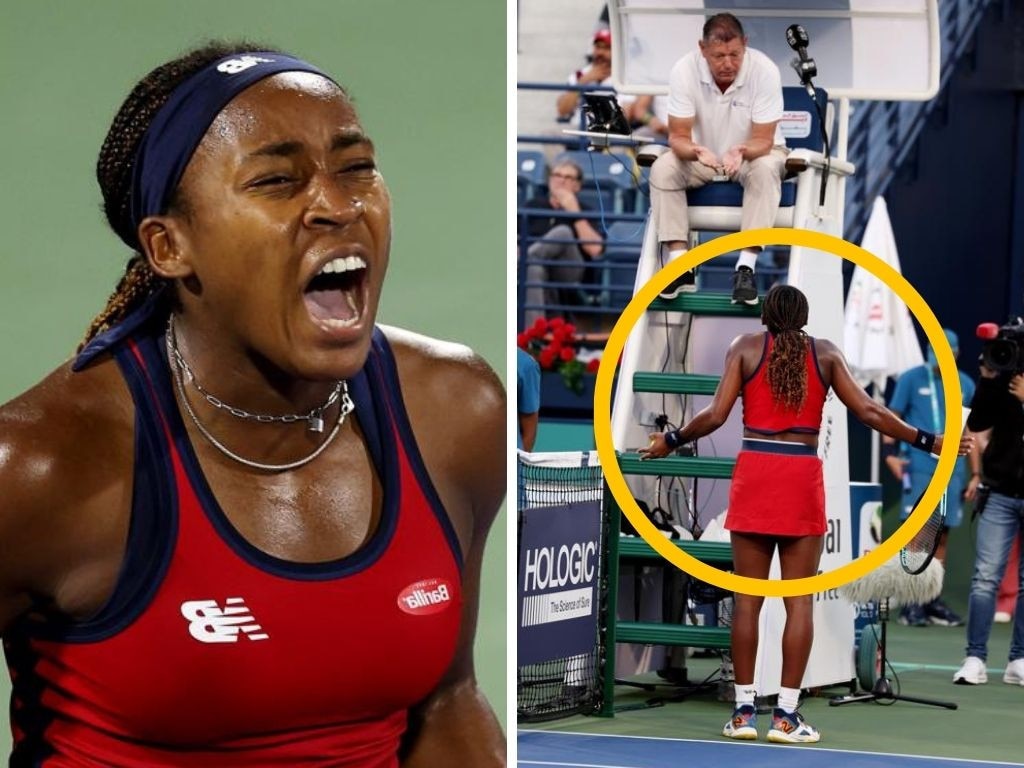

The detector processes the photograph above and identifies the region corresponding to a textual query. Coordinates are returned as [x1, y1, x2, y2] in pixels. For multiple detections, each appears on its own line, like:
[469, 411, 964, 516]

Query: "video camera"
[581, 92, 632, 136]
[978, 317, 1024, 374]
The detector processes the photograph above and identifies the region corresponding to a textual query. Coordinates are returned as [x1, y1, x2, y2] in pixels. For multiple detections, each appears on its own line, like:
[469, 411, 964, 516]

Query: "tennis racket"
[899, 489, 946, 575]
[899, 406, 970, 575]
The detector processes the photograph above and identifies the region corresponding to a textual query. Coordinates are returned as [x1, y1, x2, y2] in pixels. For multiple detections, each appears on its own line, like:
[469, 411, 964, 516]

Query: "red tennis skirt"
[726, 440, 826, 537]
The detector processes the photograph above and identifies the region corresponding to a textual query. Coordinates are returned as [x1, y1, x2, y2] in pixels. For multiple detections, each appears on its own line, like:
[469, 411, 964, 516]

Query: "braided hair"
[81, 40, 278, 350]
[761, 284, 810, 412]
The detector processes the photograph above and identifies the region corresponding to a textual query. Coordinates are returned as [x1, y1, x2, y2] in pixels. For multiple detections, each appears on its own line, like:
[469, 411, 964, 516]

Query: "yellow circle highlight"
[593, 227, 961, 597]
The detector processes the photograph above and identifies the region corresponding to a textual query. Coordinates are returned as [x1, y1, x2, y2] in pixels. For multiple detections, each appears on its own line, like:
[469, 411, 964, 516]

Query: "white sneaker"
[1003, 658, 1024, 685]
[953, 656, 988, 685]
[994, 611, 1012, 624]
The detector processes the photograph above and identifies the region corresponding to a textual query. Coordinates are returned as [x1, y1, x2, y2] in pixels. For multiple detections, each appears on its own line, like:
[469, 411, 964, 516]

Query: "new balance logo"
[216, 56, 274, 75]
[181, 598, 269, 643]
[397, 578, 455, 616]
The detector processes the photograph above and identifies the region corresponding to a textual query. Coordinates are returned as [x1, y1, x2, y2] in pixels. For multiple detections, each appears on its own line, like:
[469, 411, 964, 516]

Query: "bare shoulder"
[380, 325, 505, 423]
[728, 331, 766, 357]
[811, 336, 841, 364]
[0, 358, 133, 614]
[812, 336, 840, 355]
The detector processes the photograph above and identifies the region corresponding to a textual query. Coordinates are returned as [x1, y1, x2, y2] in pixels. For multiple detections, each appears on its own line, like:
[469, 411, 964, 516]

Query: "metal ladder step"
[633, 372, 720, 395]
[615, 621, 731, 648]
[618, 536, 733, 564]
[618, 454, 735, 479]
[648, 293, 761, 316]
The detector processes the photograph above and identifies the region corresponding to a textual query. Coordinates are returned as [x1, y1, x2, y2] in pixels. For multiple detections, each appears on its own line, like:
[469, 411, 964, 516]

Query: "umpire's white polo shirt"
[667, 46, 785, 158]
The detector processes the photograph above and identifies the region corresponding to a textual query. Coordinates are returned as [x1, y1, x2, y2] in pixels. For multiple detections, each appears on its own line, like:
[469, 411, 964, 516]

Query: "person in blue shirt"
[883, 328, 976, 627]
[518, 348, 541, 451]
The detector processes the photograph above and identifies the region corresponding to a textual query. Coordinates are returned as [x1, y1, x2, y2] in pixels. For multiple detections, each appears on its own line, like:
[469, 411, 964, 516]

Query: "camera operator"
[953, 341, 1024, 685]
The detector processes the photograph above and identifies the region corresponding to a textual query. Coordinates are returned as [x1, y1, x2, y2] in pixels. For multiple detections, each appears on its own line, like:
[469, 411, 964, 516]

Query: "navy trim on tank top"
[741, 438, 817, 456]
[809, 336, 827, 389]
[744, 425, 820, 436]
[10, 338, 180, 644]
[741, 332, 770, 385]
[135, 328, 404, 581]
[369, 332, 464, 571]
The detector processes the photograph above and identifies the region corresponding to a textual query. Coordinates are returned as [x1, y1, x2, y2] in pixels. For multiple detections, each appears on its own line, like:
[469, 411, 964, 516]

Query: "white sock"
[734, 683, 756, 708]
[777, 686, 800, 713]
[666, 246, 687, 264]
[736, 249, 759, 271]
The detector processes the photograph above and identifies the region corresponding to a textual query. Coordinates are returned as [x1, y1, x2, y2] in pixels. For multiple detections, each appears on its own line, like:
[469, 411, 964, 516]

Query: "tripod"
[830, 598, 957, 710]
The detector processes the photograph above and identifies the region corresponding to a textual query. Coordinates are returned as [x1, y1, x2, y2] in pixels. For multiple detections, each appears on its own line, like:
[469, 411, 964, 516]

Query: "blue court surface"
[518, 730, 1024, 768]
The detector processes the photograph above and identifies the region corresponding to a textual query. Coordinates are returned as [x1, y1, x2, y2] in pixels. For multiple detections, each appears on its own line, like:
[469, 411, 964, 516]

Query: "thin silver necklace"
[165, 316, 355, 472]
[167, 315, 343, 434]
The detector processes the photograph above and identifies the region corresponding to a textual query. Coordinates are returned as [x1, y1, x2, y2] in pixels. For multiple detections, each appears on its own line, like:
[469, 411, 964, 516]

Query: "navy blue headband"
[127, 51, 335, 246]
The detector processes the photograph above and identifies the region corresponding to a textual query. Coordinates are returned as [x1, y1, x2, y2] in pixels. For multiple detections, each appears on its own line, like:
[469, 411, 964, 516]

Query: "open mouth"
[302, 255, 367, 328]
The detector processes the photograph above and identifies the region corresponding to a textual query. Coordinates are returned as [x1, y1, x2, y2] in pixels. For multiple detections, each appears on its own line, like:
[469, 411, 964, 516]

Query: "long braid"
[761, 285, 811, 412]
[80, 40, 277, 352]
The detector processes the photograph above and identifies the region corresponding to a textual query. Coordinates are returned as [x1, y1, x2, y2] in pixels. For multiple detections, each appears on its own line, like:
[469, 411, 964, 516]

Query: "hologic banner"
[518, 500, 602, 666]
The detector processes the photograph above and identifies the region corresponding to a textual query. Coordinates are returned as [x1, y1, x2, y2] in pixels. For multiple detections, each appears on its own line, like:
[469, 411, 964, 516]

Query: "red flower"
[586, 358, 601, 373]
[560, 347, 576, 362]
[548, 318, 565, 329]
[538, 347, 557, 369]
[516, 333, 528, 349]
[531, 317, 549, 335]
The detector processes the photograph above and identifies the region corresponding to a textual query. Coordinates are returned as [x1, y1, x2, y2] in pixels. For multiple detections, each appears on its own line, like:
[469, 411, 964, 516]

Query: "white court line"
[518, 730, 1024, 766]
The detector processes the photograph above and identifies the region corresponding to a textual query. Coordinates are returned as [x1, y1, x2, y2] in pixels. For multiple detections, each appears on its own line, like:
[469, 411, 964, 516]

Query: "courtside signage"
[518, 500, 601, 666]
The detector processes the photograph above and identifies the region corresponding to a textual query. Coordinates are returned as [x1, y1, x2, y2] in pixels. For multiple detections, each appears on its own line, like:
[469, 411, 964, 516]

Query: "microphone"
[785, 23, 817, 98]
[785, 24, 811, 60]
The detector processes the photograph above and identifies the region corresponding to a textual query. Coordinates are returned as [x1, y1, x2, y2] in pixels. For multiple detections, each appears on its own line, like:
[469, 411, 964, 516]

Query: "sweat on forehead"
[208, 73, 353, 137]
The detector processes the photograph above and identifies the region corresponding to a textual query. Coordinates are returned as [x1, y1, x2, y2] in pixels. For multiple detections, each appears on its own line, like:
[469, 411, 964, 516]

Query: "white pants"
[649, 146, 789, 245]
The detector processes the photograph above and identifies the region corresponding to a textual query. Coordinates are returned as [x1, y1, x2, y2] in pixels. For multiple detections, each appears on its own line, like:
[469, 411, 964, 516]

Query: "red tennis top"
[742, 332, 829, 435]
[4, 324, 464, 766]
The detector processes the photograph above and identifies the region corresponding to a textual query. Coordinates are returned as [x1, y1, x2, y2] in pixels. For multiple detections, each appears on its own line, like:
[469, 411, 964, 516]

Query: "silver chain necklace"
[167, 315, 344, 434]
[165, 316, 355, 472]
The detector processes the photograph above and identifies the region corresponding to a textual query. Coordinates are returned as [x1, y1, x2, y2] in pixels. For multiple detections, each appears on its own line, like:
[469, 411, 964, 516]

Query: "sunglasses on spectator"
[549, 172, 581, 181]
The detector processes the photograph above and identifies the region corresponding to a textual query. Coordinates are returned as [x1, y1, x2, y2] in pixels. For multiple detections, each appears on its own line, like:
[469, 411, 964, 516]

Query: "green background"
[0, 0, 506, 754]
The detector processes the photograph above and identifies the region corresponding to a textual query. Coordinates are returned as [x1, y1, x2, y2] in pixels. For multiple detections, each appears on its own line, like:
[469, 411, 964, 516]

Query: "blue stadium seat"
[517, 149, 548, 200]
[602, 221, 645, 309]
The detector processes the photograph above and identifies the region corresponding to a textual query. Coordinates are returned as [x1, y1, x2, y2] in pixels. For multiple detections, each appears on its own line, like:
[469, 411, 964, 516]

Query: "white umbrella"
[843, 196, 924, 482]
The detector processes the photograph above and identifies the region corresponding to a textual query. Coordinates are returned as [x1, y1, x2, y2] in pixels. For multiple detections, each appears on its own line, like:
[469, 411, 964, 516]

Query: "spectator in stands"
[521, 161, 605, 326]
[649, 13, 788, 305]
[518, 348, 541, 451]
[556, 29, 637, 129]
[882, 328, 974, 628]
[640, 285, 973, 743]
[631, 94, 670, 140]
[953, 360, 1024, 686]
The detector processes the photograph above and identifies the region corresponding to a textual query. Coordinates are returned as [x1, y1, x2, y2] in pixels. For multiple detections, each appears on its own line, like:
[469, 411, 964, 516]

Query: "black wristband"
[912, 429, 936, 453]
[881, 443, 899, 460]
[664, 430, 685, 450]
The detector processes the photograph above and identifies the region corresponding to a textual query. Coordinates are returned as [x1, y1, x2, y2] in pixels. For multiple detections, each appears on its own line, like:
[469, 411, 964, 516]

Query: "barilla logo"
[217, 56, 274, 75]
[397, 578, 454, 615]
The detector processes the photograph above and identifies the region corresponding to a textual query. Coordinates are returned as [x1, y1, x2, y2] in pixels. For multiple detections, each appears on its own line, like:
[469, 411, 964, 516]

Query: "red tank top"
[4, 325, 464, 766]
[742, 332, 828, 435]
